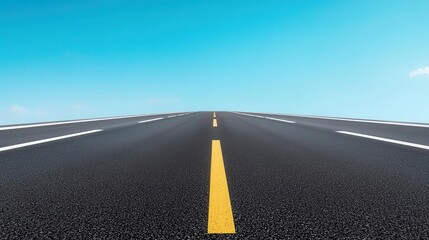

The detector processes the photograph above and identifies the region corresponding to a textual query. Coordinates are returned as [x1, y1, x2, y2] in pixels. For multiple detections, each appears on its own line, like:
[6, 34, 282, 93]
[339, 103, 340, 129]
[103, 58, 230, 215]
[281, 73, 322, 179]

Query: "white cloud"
[71, 104, 86, 111]
[9, 104, 29, 114]
[7, 104, 45, 117]
[409, 66, 429, 78]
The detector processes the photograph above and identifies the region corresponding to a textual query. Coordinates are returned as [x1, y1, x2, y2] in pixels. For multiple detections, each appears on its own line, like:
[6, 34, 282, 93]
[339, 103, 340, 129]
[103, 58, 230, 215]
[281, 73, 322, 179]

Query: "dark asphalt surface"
[0, 113, 184, 147]
[252, 112, 429, 146]
[1, 112, 429, 239]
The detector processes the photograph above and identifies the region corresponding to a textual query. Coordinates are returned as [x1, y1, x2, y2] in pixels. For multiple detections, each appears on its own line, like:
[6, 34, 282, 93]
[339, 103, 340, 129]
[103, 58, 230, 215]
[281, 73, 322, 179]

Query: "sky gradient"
[1, 0, 429, 125]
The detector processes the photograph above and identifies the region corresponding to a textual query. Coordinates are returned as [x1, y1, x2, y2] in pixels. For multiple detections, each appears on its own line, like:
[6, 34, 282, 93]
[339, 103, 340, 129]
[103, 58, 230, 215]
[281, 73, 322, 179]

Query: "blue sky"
[1, 0, 429, 125]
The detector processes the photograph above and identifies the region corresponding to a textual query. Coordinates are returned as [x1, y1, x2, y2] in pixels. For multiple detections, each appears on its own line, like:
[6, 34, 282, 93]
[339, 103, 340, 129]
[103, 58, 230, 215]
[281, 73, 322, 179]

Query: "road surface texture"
[1, 111, 429, 239]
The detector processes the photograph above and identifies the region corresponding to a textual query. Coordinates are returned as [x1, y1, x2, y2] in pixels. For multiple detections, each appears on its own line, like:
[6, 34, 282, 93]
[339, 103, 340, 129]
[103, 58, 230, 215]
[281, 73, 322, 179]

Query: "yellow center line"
[213, 119, 218, 127]
[208, 140, 235, 234]
[214, 112, 216, 118]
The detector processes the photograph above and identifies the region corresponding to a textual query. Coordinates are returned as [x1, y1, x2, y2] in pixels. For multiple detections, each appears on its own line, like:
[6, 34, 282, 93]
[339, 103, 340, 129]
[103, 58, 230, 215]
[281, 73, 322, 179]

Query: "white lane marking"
[142, 113, 186, 121]
[337, 131, 429, 151]
[0, 114, 164, 131]
[0, 130, 103, 152]
[138, 117, 164, 123]
[235, 112, 265, 118]
[273, 113, 429, 128]
[234, 112, 295, 123]
[264, 117, 295, 124]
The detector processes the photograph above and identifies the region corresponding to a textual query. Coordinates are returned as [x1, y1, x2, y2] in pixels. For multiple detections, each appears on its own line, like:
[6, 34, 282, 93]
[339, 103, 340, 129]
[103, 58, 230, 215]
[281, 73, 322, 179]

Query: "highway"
[1, 111, 429, 239]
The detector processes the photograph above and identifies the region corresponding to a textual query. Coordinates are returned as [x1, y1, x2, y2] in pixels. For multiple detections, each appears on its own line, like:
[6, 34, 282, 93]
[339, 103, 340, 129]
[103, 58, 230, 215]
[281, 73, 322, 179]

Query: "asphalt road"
[1, 112, 429, 239]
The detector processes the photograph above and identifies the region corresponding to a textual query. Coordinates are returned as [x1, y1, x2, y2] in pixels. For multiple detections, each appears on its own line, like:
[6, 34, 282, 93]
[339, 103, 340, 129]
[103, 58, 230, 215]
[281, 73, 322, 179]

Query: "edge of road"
[0, 113, 193, 152]
[0, 112, 193, 131]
